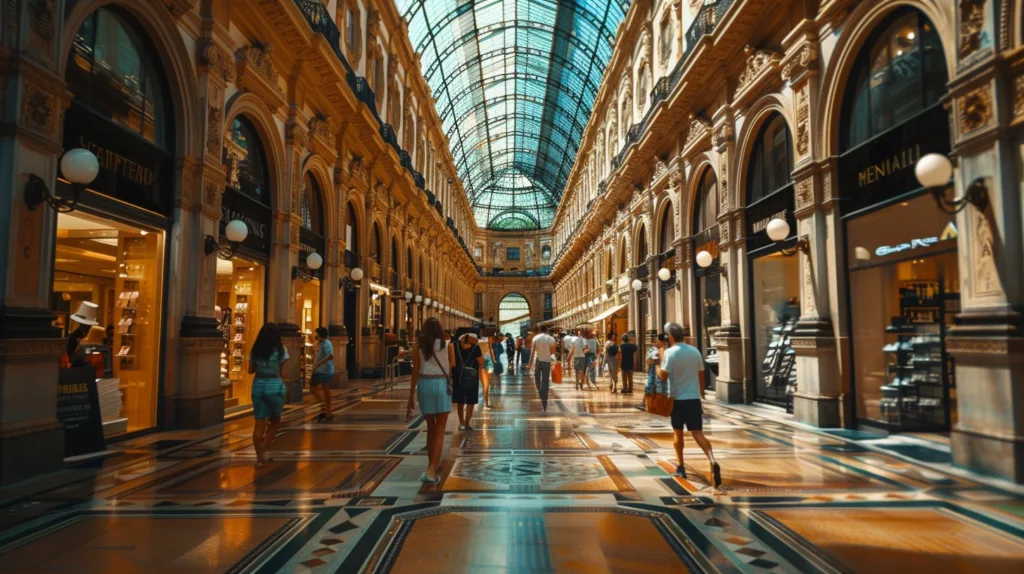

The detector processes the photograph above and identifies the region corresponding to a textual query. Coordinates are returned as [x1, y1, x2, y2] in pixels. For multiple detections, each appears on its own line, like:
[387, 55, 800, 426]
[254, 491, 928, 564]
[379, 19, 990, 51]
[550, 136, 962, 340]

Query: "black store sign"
[746, 184, 796, 254]
[57, 367, 106, 457]
[692, 226, 721, 278]
[837, 104, 951, 215]
[221, 187, 272, 256]
[299, 227, 325, 270]
[59, 102, 174, 217]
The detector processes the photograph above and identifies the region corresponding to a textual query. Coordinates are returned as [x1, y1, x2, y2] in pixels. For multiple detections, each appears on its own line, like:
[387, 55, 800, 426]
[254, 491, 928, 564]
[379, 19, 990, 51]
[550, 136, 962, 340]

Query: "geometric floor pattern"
[2, 370, 1023, 573]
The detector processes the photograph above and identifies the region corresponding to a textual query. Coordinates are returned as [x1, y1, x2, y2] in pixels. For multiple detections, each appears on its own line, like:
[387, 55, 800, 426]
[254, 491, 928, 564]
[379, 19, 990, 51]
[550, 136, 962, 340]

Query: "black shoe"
[712, 462, 722, 488]
[634, 404, 645, 411]
[674, 465, 687, 479]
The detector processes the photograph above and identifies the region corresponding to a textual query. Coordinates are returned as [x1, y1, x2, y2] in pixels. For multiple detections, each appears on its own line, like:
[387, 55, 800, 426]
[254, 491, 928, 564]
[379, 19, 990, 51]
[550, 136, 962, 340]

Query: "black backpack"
[607, 343, 619, 356]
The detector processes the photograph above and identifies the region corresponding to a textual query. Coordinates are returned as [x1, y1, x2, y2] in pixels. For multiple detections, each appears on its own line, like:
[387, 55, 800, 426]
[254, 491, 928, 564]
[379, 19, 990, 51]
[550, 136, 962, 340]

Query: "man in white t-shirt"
[562, 330, 576, 376]
[528, 325, 557, 412]
[566, 330, 589, 390]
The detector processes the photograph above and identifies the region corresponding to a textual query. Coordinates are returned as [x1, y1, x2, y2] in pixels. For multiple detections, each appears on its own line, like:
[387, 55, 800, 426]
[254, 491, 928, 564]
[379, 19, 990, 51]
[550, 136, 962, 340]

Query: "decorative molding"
[199, 40, 235, 83]
[958, 85, 992, 134]
[781, 42, 818, 83]
[718, 148, 730, 213]
[958, 0, 986, 60]
[1014, 73, 1024, 119]
[27, 0, 54, 40]
[734, 46, 782, 104]
[202, 178, 220, 207]
[286, 119, 308, 150]
[162, 0, 196, 19]
[309, 114, 336, 152]
[235, 43, 285, 111]
[795, 83, 810, 157]
[20, 78, 56, 135]
[683, 114, 713, 150]
[795, 177, 813, 211]
[0, 338, 64, 359]
[713, 123, 734, 148]
[206, 105, 221, 157]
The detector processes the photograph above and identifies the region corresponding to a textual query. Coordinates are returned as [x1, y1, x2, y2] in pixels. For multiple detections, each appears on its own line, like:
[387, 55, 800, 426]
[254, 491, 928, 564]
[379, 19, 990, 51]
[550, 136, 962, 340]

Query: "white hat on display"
[70, 301, 100, 326]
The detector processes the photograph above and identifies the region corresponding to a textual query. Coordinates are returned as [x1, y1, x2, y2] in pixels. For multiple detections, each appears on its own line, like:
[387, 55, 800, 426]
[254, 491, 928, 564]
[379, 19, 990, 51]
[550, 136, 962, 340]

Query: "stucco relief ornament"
[736, 46, 781, 92]
[959, 87, 992, 133]
[958, 0, 987, 59]
[309, 115, 336, 148]
[685, 114, 712, 147]
[206, 106, 221, 156]
[21, 82, 54, 132]
[652, 159, 668, 180]
[795, 85, 810, 156]
[28, 0, 54, 40]
[200, 40, 235, 82]
[1016, 74, 1024, 118]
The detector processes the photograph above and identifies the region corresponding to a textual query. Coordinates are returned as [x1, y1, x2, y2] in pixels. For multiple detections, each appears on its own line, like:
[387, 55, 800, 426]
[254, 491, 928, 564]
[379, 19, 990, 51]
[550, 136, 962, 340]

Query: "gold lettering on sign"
[78, 137, 155, 186]
[753, 211, 787, 234]
[857, 145, 921, 188]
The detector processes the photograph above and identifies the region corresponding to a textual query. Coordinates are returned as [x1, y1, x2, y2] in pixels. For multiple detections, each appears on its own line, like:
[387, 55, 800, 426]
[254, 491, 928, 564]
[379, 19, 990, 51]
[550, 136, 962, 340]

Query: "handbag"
[429, 349, 452, 395]
[456, 345, 479, 389]
[645, 377, 673, 416]
[551, 361, 563, 384]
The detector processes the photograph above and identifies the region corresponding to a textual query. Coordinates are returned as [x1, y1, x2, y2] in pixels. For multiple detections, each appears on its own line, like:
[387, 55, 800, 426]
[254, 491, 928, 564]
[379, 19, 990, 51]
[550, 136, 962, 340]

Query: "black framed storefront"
[691, 167, 721, 376]
[838, 7, 958, 432]
[53, 6, 177, 438]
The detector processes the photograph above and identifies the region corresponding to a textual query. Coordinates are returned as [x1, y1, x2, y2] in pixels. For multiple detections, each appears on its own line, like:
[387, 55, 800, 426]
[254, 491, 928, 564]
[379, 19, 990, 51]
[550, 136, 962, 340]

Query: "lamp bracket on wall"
[930, 179, 988, 215]
[204, 235, 240, 259]
[24, 174, 84, 213]
[777, 237, 811, 257]
[292, 266, 319, 282]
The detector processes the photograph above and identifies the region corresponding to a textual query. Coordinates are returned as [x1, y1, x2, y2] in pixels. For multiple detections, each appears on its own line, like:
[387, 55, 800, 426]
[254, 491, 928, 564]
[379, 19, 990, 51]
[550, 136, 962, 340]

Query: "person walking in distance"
[505, 333, 516, 375]
[528, 325, 557, 411]
[604, 333, 620, 392]
[619, 334, 638, 395]
[407, 317, 455, 484]
[566, 328, 588, 391]
[248, 323, 290, 467]
[309, 327, 335, 422]
[452, 329, 485, 431]
[655, 322, 721, 487]
[521, 331, 534, 376]
[637, 334, 668, 410]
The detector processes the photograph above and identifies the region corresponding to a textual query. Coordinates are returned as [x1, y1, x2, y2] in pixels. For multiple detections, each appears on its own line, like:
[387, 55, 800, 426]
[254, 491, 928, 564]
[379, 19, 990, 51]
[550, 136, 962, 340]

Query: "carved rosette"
[235, 44, 285, 111]
[957, 85, 993, 134]
[795, 177, 814, 212]
[199, 40, 235, 83]
[734, 46, 782, 104]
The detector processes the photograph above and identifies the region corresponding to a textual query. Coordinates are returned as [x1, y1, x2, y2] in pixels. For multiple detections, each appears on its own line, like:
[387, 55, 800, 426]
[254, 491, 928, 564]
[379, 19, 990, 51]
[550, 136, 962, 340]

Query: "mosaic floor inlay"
[1, 372, 1021, 573]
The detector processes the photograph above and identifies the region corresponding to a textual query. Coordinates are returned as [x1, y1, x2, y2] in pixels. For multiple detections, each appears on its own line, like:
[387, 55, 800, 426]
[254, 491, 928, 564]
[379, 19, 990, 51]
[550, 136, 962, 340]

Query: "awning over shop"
[588, 303, 628, 324]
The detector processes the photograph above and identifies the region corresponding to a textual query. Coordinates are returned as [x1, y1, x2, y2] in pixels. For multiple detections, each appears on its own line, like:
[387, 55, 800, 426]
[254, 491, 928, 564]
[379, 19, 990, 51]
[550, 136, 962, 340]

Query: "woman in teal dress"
[248, 322, 290, 467]
[407, 317, 456, 484]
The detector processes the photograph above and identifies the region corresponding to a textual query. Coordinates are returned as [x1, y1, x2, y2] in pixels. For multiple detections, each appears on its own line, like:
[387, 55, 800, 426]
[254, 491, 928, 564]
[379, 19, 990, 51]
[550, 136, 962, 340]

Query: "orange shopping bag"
[551, 361, 563, 384]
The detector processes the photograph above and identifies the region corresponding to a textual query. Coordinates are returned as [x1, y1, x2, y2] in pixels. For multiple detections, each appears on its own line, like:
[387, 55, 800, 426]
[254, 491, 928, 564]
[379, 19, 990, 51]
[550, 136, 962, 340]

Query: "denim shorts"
[252, 378, 286, 420]
[309, 372, 332, 387]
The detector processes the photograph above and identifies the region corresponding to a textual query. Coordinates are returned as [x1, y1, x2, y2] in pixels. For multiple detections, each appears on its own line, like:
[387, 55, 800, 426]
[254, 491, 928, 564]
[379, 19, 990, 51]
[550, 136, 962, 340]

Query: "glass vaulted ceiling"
[397, 0, 630, 230]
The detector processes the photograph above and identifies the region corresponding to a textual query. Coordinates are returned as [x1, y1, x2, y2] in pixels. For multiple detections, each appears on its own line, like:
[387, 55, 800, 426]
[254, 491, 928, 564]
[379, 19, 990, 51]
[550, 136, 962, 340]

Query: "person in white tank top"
[408, 318, 455, 485]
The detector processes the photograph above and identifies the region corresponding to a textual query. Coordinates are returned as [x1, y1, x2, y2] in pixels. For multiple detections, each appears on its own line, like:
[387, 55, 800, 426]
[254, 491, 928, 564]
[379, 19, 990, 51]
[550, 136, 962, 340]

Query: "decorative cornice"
[682, 114, 713, 156]
[235, 43, 285, 112]
[734, 45, 783, 105]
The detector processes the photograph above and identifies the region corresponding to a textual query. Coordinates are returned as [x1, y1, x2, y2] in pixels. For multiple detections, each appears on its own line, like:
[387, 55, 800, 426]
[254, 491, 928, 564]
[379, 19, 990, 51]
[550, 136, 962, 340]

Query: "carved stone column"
[784, 35, 840, 427]
[0, 5, 75, 483]
[710, 118, 745, 403]
[946, 29, 1024, 482]
[278, 118, 307, 401]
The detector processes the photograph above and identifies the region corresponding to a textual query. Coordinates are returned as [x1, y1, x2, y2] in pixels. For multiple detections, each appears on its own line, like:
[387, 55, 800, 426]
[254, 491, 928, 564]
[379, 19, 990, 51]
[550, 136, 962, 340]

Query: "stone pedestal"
[279, 323, 305, 403]
[712, 325, 745, 403]
[328, 325, 349, 389]
[791, 318, 841, 427]
[174, 316, 227, 429]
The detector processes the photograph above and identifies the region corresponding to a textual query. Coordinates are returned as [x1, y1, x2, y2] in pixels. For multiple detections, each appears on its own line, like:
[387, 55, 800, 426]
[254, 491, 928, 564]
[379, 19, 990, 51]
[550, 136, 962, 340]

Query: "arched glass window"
[541, 245, 551, 260]
[300, 173, 323, 234]
[370, 224, 382, 263]
[407, 248, 413, 278]
[67, 7, 171, 149]
[747, 113, 793, 205]
[224, 116, 271, 205]
[345, 203, 359, 255]
[693, 168, 719, 234]
[618, 240, 627, 273]
[841, 8, 948, 151]
[659, 206, 675, 253]
[636, 226, 648, 264]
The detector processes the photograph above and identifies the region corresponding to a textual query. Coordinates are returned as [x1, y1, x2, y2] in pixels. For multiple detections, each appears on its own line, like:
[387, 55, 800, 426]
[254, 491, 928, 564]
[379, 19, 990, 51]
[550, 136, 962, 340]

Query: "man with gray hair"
[655, 322, 721, 487]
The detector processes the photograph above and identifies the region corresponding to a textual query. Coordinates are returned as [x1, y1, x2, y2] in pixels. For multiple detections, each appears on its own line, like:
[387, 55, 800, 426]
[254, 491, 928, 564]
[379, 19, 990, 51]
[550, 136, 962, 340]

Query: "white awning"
[588, 302, 628, 324]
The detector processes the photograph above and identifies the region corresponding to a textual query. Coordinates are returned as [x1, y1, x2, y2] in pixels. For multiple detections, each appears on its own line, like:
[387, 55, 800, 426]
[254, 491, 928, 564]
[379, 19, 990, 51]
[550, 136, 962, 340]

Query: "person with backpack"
[248, 322, 290, 467]
[604, 332, 620, 392]
[452, 328, 485, 431]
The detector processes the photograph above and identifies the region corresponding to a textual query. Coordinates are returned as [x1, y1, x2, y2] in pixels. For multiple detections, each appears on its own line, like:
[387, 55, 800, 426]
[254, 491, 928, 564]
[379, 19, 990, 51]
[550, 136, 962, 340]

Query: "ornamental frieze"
[199, 40, 235, 83]
[734, 46, 782, 105]
[682, 114, 713, 155]
[235, 43, 285, 111]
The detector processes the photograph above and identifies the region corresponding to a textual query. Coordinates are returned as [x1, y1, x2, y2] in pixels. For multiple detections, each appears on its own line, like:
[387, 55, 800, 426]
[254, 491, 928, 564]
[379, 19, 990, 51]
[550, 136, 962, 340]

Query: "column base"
[715, 378, 745, 403]
[952, 427, 1024, 483]
[0, 420, 64, 486]
[792, 392, 841, 427]
[173, 392, 225, 429]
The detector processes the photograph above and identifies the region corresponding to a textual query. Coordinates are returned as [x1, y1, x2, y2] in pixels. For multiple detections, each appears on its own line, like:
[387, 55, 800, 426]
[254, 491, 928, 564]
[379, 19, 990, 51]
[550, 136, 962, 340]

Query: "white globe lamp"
[224, 220, 248, 243]
[915, 153, 953, 189]
[696, 250, 713, 268]
[657, 267, 671, 282]
[60, 148, 100, 185]
[350, 267, 364, 281]
[306, 252, 323, 270]
[766, 218, 790, 243]
[631, 279, 643, 291]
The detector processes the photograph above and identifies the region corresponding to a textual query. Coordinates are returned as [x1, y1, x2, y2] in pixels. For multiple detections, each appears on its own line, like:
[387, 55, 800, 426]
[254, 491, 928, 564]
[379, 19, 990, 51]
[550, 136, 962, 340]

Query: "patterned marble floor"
[2, 371, 1023, 573]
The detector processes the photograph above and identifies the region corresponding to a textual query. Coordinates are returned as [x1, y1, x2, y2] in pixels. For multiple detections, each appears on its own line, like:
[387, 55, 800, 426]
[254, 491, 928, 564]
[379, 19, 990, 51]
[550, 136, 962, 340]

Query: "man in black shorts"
[655, 322, 721, 487]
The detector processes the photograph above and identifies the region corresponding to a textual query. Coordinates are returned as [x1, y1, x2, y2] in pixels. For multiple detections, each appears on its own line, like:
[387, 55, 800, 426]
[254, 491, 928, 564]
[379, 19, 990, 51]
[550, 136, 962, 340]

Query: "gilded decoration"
[206, 105, 221, 156]
[781, 41, 818, 83]
[958, 0, 986, 59]
[958, 86, 992, 133]
[795, 84, 810, 156]
[1014, 73, 1024, 119]
[735, 46, 782, 94]
[202, 179, 220, 207]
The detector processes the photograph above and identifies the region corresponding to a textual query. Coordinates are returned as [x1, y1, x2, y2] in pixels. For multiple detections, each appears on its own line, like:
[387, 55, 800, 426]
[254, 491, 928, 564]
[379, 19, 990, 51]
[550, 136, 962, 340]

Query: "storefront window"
[841, 8, 946, 151]
[751, 253, 800, 407]
[847, 194, 959, 429]
[747, 114, 792, 204]
[53, 212, 165, 435]
[659, 207, 677, 325]
[217, 258, 265, 412]
[67, 7, 169, 149]
[224, 116, 271, 204]
[692, 167, 720, 370]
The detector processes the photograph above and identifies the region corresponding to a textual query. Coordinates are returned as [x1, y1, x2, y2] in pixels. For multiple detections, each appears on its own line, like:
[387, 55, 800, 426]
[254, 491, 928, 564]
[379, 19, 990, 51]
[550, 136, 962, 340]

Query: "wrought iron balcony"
[413, 171, 425, 189]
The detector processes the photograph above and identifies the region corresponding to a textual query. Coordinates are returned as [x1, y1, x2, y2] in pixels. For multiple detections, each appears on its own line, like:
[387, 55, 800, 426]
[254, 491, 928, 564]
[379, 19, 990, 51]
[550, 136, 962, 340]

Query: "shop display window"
[216, 258, 265, 411]
[751, 252, 801, 409]
[296, 280, 322, 381]
[53, 212, 164, 435]
[847, 195, 959, 429]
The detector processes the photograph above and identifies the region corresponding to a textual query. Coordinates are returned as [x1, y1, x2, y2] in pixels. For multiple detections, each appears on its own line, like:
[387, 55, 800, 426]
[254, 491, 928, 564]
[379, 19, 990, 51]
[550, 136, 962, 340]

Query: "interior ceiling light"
[397, 0, 630, 230]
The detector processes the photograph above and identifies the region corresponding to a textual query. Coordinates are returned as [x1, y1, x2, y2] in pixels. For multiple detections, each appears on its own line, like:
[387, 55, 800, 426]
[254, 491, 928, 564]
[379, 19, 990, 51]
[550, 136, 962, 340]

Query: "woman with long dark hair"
[452, 327, 486, 430]
[248, 322, 289, 467]
[407, 317, 455, 483]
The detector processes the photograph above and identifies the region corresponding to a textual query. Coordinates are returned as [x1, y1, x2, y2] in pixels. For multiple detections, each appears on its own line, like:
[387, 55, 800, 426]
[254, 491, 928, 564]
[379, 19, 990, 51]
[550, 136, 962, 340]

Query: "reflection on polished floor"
[2, 371, 1023, 573]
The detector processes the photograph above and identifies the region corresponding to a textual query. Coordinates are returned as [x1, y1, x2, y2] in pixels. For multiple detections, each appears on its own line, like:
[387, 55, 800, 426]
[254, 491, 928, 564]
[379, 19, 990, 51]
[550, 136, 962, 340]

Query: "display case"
[760, 317, 798, 409]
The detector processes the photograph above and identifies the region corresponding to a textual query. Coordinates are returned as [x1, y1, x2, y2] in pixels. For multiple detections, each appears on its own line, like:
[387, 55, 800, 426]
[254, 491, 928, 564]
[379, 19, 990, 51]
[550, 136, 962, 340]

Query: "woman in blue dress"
[248, 322, 290, 467]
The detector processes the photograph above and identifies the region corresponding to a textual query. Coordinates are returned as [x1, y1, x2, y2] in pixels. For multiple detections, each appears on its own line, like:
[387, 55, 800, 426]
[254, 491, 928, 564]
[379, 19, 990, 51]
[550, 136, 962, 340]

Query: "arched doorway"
[296, 172, 326, 375]
[836, 8, 955, 431]
[691, 166, 721, 376]
[498, 293, 531, 349]
[658, 205, 677, 326]
[53, 5, 177, 434]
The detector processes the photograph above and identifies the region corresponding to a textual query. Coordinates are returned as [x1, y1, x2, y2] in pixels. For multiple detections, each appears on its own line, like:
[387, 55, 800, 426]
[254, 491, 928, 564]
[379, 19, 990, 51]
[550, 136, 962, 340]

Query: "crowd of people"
[239, 316, 721, 489]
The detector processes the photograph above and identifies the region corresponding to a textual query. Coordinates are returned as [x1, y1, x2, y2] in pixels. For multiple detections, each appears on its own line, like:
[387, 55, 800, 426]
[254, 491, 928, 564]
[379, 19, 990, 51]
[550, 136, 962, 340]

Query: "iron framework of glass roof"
[397, 0, 630, 230]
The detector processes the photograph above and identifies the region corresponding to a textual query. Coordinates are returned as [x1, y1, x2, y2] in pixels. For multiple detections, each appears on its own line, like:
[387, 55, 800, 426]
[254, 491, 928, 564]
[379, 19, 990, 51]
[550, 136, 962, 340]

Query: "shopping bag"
[645, 378, 673, 416]
[552, 361, 563, 384]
